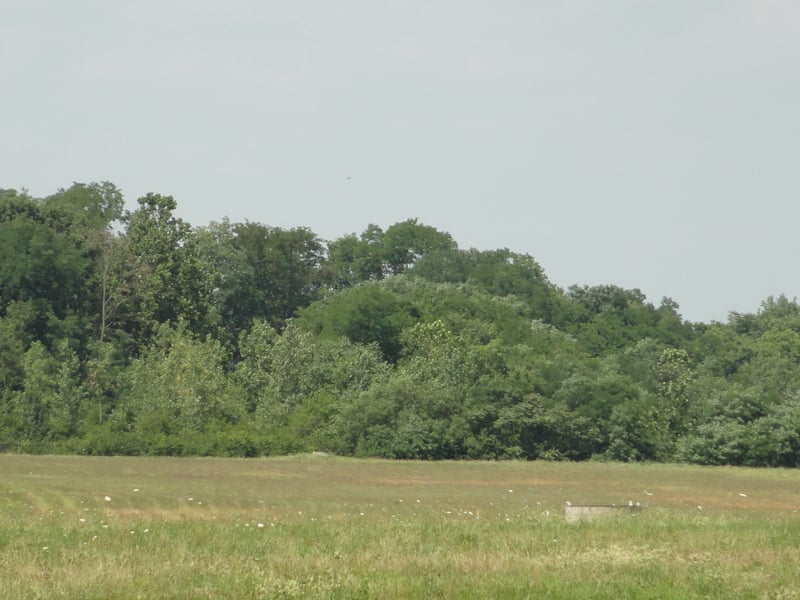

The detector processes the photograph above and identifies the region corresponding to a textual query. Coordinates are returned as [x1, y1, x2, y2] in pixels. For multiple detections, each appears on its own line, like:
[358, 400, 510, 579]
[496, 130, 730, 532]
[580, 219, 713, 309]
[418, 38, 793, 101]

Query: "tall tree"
[227, 223, 324, 330]
[122, 193, 211, 345]
[0, 194, 89, 341]
[382, 219, 457, 275]
[323, 225, 386, 289]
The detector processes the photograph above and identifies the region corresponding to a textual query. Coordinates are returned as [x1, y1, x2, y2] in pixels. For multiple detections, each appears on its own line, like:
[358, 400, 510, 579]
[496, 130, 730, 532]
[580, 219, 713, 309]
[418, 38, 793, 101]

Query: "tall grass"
[1, 455, 799, 598]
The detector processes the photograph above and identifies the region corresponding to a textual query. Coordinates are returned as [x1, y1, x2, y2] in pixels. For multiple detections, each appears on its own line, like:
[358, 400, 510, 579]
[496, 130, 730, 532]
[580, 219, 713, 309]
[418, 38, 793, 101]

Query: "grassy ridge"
[1, 455, 799, 598]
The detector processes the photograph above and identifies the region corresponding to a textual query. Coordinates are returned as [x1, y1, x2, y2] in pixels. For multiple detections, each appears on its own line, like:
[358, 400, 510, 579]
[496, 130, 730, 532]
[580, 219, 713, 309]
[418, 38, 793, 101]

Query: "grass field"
[1, 454, 799, 599]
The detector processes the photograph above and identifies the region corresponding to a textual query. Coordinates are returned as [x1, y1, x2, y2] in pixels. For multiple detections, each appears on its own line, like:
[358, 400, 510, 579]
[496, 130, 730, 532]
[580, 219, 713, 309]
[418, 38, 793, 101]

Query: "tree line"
[2, 182, 800, 466]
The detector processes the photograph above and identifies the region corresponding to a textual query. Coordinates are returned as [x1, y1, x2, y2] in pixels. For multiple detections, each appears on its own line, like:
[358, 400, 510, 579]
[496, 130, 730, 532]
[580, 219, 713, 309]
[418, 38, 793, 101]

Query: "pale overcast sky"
[3, 1, 799, 323]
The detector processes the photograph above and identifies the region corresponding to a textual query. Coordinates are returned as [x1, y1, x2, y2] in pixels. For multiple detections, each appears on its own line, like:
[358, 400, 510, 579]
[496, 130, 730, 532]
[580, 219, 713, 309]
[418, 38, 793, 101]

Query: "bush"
[674, 419, 751, 466]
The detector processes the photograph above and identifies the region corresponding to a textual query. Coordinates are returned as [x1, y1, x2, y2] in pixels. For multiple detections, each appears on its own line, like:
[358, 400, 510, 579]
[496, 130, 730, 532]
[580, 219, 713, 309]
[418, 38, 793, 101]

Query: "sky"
[3, 1, 799, 324]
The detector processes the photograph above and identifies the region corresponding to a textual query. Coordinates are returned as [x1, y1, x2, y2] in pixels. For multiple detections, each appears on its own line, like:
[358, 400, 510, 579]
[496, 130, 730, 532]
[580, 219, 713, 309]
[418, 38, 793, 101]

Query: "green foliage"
[333, 374, 468, 459]
[491, 397, 600, 460]
[567, 285, 694, 354]
[604, 395, 665, 461]
[382, 218, 457, 275]
[555, 370, 641, 422]
[0, 209, 89, 322]
[122, 193, 212, 344]
[229, 222, 325, 329]
[45, 181, 125, 227]
[413, 247, 574, 325]
[8, 340, 84, 445]
[747, 393, 800, 467]
[118, 323, 245, 433]
[399, 320, 477, 386]
[0, 301, 37, 392]
[2, 180, 799, 465]
[654, 347, 693, 434]
[674, 419, 752, 465]
[297, 282, 418, 362]
[234, 319, 280, 411]
[236, 321, 389, 450]
[322, 226, 385, 288]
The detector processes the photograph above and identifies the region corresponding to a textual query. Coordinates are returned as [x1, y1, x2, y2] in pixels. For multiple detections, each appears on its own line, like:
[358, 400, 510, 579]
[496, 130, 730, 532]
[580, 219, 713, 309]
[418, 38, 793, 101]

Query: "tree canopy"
[1, 182, 799, 466]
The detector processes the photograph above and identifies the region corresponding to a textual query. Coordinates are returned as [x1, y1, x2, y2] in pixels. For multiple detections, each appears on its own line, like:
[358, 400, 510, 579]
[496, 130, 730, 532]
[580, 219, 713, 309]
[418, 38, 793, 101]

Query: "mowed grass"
[1, 455, 800, 599]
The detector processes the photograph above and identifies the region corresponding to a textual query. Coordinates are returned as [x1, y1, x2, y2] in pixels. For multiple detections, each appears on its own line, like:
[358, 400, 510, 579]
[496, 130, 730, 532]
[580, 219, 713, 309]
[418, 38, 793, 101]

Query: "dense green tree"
[117, 323, 245, 435]
[93, 232, 144, 344]
[45, 182, 126, 325]
[235, 321, 388, 453]
[748, 393, 800, 467]
[692, 323, 753, 385]
[0, 302, 38, 390]
[322, 225, 386, 289]
[554, 369, 641, 423]
[297, 282, 419, 362]
[567, 285, 694, 355]
[81, 340, 127, 430]
[654, 347, 693, 431]
[5, 180, 800, 465]
[224, 223, 324, 330]
[44, 182, 125, 229]
[9, 340, 84, 446]
[604, 395, 664, 461]
[0, 205, 88, 322]
[413, 248, 575, 325]
[382, 218, 457, 275]
[122, 194, 193, 341]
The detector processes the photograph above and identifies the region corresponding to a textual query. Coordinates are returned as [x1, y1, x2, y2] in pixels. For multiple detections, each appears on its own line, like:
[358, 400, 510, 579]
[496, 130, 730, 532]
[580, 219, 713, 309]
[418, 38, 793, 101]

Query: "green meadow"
[1, 455, 799, 599]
